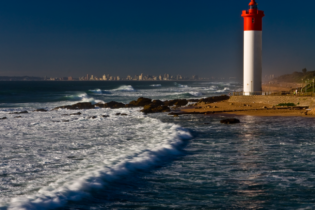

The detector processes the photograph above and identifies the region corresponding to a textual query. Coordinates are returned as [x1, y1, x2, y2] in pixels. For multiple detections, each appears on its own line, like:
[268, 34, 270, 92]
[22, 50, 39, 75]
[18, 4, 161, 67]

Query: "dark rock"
[94, 102, 105, 107]
[62, 112, 82, 116]
[34, 109, 48, 112]
[197, 95, 230, 104]
[164, 99, 188, 107]
[121, 113, 128, 116]
[102, 115, 110, 118]
[220, 118, 240, 124]
[173, 114, 179, 117]
[0, 117, 7, 120]
[14, 116, 22, 118]
[53, 102, 95, 110]
[115, 113, 121, 116]
[62, 120, 70, 122]
[10, 111, 28, 114]
[127, 97, 152, 107]
[151, 100, 164, 106]
[88, 116, 97, 119]
[100, 101, 126, 109]
[141, 105, 170, 114]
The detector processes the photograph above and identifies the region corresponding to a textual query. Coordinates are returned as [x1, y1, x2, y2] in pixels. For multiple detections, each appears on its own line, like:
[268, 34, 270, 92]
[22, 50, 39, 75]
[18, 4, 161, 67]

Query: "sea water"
[1, 81, 315, 210]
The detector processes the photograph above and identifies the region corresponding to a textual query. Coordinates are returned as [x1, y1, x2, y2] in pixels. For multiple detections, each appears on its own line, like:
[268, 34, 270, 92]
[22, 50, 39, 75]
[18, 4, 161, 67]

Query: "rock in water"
[53, 102, 95, 110]
[141, 105, 170, 114]
[34, 109, 48, 112]
[10, 111, 28, 114]
[220, 118, 240, 124]
[126, 97, 152, 107]
[164, 99, 188, 107]
[0, 117, 7, 120]
[97, 101, 126, 109]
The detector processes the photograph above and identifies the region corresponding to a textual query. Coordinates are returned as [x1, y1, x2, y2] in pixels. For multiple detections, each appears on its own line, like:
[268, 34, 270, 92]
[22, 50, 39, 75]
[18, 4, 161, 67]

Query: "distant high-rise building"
[90, 75, 94, 80]
[117, 76, 120, 81]
[68, 76, 73, 81]
[139, 73, 143, 81]
[103, 75, 107, 81]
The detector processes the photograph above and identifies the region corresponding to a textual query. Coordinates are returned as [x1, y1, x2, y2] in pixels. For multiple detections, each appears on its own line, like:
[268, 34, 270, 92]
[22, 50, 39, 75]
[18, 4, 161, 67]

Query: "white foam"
[216, 87, 230, 93]
[111, 85, 135, 92]
[178, 84, 189, 88]
[189, 92, 203, 97]
[0, 108, 192, 210]
[150, 84, 161, 87]
[89, 89, 102, 94]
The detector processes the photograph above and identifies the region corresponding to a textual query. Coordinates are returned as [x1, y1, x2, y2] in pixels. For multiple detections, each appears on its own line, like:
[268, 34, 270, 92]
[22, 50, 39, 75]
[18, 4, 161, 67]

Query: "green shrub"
[277, 103, 296, 107]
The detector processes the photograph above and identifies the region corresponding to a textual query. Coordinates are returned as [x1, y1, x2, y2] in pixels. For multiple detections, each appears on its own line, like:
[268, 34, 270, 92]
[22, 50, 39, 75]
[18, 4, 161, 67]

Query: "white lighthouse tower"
[242, 0, 265, 95]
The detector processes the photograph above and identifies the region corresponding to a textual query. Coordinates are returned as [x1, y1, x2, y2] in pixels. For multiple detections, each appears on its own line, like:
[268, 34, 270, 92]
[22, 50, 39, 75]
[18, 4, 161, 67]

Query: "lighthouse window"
[252, 18, 255, 23]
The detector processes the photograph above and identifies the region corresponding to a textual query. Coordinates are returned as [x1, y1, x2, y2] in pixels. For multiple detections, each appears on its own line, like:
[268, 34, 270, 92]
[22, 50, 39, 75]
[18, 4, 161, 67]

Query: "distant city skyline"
[45, 73, 207, 81]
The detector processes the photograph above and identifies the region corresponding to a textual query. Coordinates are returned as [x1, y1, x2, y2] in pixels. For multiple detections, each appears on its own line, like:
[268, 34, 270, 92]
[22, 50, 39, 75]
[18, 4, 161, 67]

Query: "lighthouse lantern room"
[242, 0, 265, 95]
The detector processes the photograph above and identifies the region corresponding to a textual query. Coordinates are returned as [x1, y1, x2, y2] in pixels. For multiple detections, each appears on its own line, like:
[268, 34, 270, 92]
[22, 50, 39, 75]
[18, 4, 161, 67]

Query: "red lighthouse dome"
[242, 0, 265, 31]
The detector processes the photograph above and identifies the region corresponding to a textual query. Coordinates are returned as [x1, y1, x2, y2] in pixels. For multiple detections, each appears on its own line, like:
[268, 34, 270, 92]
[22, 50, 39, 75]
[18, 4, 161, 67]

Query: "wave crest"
[111, 85, 135, 92]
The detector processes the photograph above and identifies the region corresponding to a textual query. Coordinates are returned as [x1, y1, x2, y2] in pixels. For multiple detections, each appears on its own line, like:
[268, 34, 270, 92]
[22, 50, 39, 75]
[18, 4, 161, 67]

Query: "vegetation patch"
[277, 103, 296, 107]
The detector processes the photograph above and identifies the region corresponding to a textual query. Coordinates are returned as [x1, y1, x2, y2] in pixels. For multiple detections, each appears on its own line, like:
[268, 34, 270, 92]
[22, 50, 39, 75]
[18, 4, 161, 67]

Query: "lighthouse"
[242, 0, 264, 95]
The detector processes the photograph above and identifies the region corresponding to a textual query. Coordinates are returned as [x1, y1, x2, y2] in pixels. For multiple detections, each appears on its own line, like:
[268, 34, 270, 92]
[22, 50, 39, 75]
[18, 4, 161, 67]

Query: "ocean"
[1, 81, 315, 210]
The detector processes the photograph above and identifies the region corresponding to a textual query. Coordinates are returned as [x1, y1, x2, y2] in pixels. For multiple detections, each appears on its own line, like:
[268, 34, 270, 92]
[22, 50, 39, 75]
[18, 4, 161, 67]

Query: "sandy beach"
[181, 100, 313, 117]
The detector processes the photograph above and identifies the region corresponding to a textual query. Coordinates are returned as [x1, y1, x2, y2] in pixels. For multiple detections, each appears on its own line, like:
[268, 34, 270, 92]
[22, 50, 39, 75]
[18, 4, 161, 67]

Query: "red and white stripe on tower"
[242, 0, 264, 95]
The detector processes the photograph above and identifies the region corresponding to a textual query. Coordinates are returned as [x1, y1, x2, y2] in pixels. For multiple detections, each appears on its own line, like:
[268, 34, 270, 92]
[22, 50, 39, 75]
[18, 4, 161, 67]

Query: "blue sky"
[0, 0, 314, 78]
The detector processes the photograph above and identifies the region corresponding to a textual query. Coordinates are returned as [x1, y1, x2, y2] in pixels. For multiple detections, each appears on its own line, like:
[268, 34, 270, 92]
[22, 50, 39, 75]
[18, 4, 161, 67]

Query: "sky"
[0, 0, 314, 79]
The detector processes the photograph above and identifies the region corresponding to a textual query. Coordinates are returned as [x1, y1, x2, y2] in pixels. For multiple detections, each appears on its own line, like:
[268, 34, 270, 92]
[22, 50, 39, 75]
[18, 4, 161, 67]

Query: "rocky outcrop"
[34, 109, 48, 112]
[62, 112, 82, 116]
[0, 117, 7, 120]
[10, 111, 28, 114]
[50, 96, 230, 115]
[99, 101, 126, 109]
[220, 118, 240, 124]
[53, 102, 95, 110]
[126, 97, 152, 107]
[141, 104, 170, 114]
[151, 100, 164, 106]
[164, 99, 188, 107]
[196, 95, 229, 104]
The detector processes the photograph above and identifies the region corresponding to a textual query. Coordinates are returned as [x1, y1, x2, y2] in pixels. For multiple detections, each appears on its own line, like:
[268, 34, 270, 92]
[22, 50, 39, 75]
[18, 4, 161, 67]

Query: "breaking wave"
[189, 92, 203, 97]
[4, 111, 192, 210]
[216, 87, 230, 93]
[111, 85, 135, 92]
